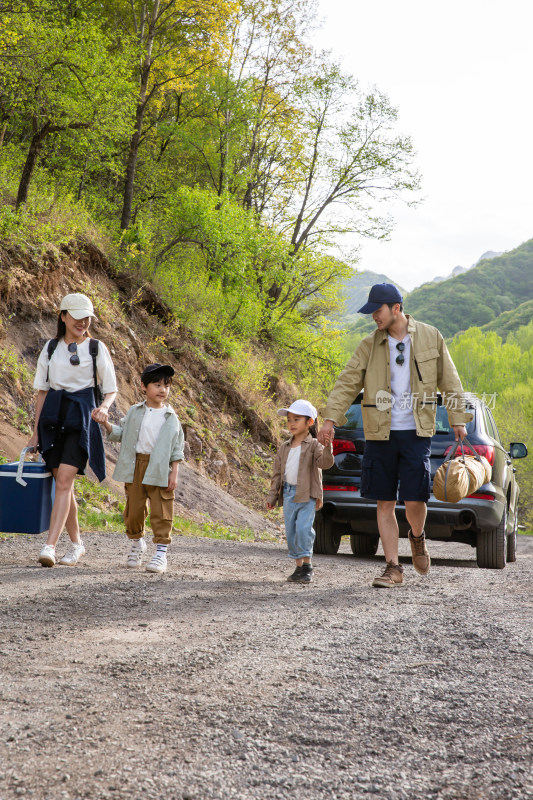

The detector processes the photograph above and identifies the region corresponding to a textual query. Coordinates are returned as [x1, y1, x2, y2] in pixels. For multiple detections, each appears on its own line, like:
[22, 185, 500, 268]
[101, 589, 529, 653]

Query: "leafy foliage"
[0, 0, 420, 390]
[449, 325, 533, 527]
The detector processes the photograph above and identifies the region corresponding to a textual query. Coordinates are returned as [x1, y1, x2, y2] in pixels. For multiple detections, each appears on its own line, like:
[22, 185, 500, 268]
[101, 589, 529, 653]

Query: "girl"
[267, 399, 333, 583]
[28, 293, 117, 567]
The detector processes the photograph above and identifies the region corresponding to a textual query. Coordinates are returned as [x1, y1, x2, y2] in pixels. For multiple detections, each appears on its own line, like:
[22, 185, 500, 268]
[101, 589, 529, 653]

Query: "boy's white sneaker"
[146, 552, 167, 574]
[38, 544, 56, 567]
[127, 538, 147, 568]
[59, 540, 86, 566]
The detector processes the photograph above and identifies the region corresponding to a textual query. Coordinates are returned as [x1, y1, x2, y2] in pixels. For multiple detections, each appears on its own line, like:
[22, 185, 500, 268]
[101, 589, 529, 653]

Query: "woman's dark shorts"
[360, 430, 431, 502]
[44, 430, 88, 473]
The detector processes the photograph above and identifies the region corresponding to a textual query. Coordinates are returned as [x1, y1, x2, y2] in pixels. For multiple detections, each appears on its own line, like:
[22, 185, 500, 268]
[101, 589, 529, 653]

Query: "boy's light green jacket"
[108, 402, 184, 487]
[323, 316, 473, 439]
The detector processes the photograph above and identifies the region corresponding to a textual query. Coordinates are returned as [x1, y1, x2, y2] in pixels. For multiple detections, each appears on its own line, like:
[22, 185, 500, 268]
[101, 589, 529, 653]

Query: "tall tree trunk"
[120, 103, 146, 230]
[16, 123, 50, 209]
[120, 0, 160, 231]
[0, 120, 8, 151]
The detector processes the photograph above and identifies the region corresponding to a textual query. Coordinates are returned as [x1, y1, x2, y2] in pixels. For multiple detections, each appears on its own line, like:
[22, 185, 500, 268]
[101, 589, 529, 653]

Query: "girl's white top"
[136, 406, 168, 454]
[284, 445, 301, 485]
[33, 338, 117, 394]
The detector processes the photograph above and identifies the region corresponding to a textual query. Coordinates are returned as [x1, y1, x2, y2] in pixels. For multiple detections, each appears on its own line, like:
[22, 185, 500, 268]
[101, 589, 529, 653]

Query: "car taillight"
[332, 440, 356, 456]
[467, 492, 495, 500]
[323, 485, 359, 492]
[443, 443, 495, 466]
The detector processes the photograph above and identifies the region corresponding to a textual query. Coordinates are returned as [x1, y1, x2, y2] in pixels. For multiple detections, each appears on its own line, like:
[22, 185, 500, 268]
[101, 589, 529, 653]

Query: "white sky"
[314, 0, 533, 290]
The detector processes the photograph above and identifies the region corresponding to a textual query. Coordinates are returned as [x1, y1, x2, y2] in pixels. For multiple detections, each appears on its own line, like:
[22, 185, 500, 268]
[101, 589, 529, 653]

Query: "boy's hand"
[266, 502, 275, 510]
[167, 475, 178, 492]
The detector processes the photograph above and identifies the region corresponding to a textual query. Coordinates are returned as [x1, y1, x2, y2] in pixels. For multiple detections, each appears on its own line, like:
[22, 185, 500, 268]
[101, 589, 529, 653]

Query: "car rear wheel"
[313, 513, 341, 555]
[350, 533, 380, 556]
[477, 505, 507, 569]
[507, 510, 518, 563]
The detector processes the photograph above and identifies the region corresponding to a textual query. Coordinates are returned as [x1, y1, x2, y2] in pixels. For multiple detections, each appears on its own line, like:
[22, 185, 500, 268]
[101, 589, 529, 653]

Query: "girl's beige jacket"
[267, 434, 334, 506]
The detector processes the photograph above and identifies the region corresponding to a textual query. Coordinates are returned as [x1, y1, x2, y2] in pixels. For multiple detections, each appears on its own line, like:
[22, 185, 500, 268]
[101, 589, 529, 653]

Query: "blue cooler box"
[0, 449, 53, 534]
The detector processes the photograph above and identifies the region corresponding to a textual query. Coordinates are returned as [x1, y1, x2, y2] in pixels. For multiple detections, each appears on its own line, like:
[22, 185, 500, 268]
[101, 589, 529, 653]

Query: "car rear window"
[434, 404, 476, 435]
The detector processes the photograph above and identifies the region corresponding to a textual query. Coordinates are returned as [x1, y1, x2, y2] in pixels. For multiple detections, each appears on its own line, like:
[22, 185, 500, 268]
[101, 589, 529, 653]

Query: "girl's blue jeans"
[283, 482, 316, 559]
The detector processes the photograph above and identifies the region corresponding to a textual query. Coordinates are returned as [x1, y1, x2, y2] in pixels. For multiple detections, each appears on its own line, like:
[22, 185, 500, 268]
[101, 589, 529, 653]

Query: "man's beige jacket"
[267, 435, 334, 506]
[323, 315, 473, 440]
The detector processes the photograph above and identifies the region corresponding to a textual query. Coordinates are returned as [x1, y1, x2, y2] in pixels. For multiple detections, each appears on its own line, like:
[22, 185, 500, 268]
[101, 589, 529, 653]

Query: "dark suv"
[315, 394, 528, 569]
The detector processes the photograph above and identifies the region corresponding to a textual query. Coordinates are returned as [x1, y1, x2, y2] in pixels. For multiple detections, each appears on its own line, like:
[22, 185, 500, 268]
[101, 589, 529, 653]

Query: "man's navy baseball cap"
[358, 283, 403, 314]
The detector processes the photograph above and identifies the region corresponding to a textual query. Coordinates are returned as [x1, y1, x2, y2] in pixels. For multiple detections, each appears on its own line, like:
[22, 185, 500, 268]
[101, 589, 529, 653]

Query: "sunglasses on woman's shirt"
[68, 342, 80, 366]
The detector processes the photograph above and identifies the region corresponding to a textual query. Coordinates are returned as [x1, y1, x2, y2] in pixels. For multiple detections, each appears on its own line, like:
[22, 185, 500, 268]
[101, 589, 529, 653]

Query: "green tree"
[99, 0, 236, 231]
[0, 6, 135, 208]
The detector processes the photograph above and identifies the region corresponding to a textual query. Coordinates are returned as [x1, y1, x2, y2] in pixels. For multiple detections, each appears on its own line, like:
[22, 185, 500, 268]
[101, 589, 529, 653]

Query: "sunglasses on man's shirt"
[395, 342, 405, 366]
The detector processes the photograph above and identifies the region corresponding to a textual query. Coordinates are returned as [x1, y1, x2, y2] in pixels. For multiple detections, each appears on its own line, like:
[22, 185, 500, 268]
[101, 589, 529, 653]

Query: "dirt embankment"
[0, 239, 291, 533]
[0, 532, 532, 800]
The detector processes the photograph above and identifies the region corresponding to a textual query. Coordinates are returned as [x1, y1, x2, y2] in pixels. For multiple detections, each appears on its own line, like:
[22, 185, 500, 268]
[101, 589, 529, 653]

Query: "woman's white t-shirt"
[33, 338, 117, 395]
[136, 406, 168, 454]
[284, 445, 301, 485]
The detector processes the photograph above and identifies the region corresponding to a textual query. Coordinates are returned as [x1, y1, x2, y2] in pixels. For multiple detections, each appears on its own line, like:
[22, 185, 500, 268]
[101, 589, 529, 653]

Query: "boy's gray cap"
[358, 283, 403, 314]
[277, 399, 318, 420]
[141, 363, 175, 382]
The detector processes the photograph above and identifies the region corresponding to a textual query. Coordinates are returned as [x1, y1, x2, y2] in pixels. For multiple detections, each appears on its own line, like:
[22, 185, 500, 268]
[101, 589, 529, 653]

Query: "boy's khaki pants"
[124, 454, 174, 545]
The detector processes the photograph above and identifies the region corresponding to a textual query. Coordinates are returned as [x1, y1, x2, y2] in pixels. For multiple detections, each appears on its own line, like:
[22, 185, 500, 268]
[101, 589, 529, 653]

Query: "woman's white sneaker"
[146, 552, 167, 573]
[127, 538, 147, 568]
[59, 540, 86, 566]
[38, 544, 56, 567]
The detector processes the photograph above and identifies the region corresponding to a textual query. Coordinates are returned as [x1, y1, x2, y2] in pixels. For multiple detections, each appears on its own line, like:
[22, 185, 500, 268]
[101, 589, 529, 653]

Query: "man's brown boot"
[372, 560, 405, 588]
[408, 530, 431, 575]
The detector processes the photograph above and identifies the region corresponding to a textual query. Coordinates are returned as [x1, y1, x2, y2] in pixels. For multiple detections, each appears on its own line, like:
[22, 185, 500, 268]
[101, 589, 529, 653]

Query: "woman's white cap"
[60, 293, 97, 320]
[277, 399, 318, 420]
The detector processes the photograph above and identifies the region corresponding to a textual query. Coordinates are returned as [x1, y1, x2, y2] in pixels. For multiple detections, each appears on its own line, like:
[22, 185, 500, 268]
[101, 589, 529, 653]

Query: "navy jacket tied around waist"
[38, 387, 106, 481]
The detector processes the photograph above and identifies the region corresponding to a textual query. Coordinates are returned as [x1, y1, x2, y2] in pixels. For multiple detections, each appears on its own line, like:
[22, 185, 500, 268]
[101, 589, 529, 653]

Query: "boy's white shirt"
[136, 405, 168, 453]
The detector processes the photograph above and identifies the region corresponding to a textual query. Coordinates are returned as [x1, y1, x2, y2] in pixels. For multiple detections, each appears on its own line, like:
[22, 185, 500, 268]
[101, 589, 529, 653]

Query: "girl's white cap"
[277, 399, 318, 420]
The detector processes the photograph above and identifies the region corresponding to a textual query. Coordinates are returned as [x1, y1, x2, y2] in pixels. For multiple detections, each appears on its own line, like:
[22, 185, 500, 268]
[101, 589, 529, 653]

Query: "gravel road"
[1, 533, 532, 800]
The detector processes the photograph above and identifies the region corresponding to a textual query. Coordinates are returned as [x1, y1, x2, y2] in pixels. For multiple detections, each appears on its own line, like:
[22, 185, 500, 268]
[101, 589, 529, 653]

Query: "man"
[318, 283, 472, 588]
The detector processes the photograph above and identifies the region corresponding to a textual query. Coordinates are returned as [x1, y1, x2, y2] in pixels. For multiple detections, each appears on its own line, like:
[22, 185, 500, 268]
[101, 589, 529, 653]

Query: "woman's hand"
[91, 405, 109, 423]
[26, 432, 38, 452]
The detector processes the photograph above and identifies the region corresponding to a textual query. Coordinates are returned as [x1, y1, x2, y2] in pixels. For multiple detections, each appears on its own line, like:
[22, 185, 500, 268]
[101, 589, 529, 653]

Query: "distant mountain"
[430, 251, 503, 284]
[405, 239, 533, 338]
[478, 298, 533, 339]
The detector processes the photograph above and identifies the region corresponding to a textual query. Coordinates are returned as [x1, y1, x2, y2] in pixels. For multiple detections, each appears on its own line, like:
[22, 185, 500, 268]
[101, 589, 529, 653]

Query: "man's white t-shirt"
[33, 338, 117, 394]
[284, 446, 301, 485]
[136, 406, 168, 454]
[388, 334, 416, 430]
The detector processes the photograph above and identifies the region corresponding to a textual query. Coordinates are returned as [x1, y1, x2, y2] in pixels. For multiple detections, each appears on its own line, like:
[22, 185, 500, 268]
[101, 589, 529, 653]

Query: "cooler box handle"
[16, 447, 42, 487]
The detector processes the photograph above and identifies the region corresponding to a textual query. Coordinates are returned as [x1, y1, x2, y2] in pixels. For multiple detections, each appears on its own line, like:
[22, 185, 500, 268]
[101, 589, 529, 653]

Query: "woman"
[28, 293, 117, 567]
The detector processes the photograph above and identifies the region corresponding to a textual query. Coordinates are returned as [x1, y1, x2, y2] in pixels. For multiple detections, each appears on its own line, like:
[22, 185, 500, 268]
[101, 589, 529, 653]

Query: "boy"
[94, 363, 184, 573]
